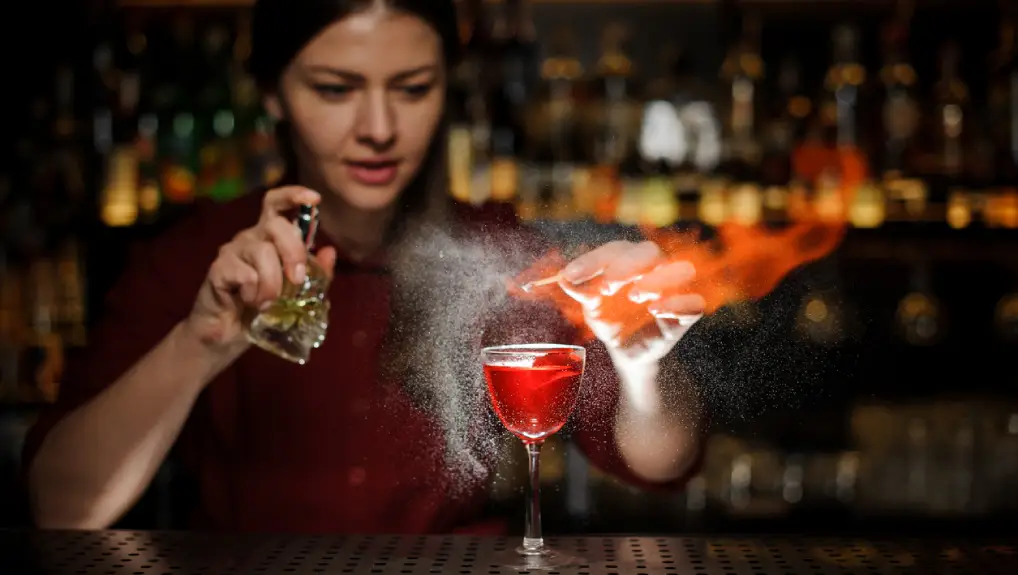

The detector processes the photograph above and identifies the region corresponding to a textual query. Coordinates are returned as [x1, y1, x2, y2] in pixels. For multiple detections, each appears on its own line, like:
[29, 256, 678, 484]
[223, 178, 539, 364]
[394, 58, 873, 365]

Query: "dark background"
[1, 0, 1016, 535]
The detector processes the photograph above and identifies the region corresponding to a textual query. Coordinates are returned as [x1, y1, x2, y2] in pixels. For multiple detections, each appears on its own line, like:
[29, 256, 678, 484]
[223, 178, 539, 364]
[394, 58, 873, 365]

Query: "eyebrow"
[304, 64, 439, 83]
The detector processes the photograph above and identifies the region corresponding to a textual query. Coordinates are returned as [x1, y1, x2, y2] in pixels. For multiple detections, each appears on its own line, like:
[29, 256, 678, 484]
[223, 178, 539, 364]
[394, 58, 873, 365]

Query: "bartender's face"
[267, 6, 446, 211]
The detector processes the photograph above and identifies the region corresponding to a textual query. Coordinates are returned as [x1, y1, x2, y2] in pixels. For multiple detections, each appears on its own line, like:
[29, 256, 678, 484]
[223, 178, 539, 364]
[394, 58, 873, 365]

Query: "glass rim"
[481, 343, 585, 355]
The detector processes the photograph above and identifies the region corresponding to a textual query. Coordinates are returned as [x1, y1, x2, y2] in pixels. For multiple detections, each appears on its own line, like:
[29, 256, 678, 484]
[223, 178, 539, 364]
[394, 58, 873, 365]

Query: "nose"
[354, 89, 396, 152]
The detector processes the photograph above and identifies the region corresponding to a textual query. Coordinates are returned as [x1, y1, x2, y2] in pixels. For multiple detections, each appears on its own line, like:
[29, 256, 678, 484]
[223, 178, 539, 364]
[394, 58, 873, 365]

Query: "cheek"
[398, 94, 444, 160]
[288, 93, 357, 159]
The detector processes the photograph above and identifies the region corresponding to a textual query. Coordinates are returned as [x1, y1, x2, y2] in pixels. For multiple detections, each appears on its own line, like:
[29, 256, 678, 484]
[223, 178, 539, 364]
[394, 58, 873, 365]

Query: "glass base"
[490, 544, 577, 572]
[247, 305, 327, 364]
[246, 329, 311, 364]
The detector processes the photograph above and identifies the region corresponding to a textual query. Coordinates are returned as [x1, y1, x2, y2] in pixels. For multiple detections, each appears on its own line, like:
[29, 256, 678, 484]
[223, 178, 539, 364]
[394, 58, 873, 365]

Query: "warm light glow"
[946, 191, 971, 229]
[814, 173, 846, 223]
[101, 147, 139, 227]
[615, 179, 643, 225]
[447, 126, 472, 203]
[849, 182, 885, 228]
[764, 186, 788, 212]
[640, 176, 678, 227]
[589, 167, 621, 223]
[804, 298, 828, 323]
[549, 167, 575, 221]
[887, 178, 928, 218]
[162, 166, 196, 203]
[698, 180, 728, 226]
[469, 164, 493, 206]
[729, 184, 762, 225]
[570, 167, 594, 216]
[138, 182, 161, 215]
[986, 190, 1018, 228]
[796, 293, 842, 344]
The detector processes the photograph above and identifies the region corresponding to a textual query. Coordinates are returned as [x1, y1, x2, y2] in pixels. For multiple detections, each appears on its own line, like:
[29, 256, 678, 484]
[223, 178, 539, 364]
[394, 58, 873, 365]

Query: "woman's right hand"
[183, 186, 338, 351]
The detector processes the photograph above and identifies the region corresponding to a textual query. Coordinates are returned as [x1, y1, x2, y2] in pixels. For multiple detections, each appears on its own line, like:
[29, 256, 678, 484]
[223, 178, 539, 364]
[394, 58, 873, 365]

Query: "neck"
[317, 194, 396, 261]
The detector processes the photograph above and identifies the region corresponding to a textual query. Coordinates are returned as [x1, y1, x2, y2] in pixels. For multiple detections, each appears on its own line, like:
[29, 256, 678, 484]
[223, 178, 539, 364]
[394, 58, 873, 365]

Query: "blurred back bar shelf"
[3, 0, 1018, 530]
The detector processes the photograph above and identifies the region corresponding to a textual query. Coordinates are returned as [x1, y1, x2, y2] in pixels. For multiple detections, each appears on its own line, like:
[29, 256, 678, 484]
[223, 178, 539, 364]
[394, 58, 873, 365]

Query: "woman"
[24, 0, 707, 533]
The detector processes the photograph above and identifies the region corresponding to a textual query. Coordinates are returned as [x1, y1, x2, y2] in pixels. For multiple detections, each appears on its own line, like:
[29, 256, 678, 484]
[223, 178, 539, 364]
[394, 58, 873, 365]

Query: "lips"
[344, 159, 401, 186]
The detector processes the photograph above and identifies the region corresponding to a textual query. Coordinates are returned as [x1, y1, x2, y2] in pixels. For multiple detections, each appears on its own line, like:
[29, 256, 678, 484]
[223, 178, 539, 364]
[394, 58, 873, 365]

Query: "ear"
[263, 93, 284, 120]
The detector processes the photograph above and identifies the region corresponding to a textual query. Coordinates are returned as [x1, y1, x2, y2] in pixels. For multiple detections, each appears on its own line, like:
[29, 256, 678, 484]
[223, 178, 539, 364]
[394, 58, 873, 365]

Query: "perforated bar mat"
[0, 530, 1014, 575]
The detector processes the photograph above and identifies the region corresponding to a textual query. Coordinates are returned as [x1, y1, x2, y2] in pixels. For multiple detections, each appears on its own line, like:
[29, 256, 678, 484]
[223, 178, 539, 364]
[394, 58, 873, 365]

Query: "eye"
[399, 83, 433, 99]
[313, 84, 354, 99]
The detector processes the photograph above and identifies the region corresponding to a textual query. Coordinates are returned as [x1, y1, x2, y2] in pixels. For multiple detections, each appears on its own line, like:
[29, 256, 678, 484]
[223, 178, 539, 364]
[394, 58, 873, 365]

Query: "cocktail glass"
[481, 343, 586, 571]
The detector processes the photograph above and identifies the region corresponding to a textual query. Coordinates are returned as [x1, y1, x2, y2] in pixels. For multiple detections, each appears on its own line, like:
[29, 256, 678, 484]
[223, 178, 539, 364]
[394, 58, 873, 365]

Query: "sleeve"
[20, 202, 225, 477]
[473, 201, 706, 491]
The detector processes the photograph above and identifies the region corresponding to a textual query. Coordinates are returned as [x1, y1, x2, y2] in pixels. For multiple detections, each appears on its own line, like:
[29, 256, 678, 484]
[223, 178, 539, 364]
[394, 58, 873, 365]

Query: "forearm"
[611, 355, 702, 483]
[28, 321, 237, 529]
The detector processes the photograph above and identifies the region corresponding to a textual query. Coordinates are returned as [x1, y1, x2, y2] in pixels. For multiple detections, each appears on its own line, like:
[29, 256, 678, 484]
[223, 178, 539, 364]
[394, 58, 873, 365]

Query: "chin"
[334, 182, 404, 212]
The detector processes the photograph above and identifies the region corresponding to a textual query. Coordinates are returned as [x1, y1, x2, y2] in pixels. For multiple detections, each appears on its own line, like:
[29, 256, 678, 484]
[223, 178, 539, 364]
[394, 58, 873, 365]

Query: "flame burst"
[509, 151, 861, 345]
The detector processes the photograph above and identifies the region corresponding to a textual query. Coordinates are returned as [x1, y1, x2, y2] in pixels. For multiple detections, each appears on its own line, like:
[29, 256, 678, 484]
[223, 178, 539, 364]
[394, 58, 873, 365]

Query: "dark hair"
[250, 0, 460, 85]
[249, 0, 460, 237]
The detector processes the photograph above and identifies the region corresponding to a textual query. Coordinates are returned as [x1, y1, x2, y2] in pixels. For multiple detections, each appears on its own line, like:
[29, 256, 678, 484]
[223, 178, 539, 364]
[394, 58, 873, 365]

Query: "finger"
[559, 241, 633, 284]
[209, 251, 260, 305]
[628, 261, 697, 303]
[262, 215, 309, 283]
[237, 241, 285, 307]
[312, 246, 337, 281]
[649, 294, 706, 341]
[648, 294, 706, 322]
[260, 186, 320, 222]
[598, 241, 663, 296]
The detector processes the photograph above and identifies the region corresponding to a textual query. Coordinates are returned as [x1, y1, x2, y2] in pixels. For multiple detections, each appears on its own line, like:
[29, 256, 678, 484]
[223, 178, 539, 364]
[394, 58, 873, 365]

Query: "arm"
[25, 186, 329, 530]
[28, 321, 236, 529]
[24, 205, 236, 529]
[570, 340, 706, 489]
[606, 346, 704, 483]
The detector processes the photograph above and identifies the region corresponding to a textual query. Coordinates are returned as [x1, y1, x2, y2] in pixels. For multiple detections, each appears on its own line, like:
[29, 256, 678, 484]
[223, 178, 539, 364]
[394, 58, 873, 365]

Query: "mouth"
[344, 158, 402, 186]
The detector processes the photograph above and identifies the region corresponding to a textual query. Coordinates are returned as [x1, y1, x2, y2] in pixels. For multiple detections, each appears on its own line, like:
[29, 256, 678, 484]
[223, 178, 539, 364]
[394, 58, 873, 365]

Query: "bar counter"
[1, 529, 1015, 574]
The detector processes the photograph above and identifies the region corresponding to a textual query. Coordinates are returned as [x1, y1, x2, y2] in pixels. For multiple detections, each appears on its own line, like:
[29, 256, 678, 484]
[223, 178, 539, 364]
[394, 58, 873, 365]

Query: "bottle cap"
[297, 204, 318, 250]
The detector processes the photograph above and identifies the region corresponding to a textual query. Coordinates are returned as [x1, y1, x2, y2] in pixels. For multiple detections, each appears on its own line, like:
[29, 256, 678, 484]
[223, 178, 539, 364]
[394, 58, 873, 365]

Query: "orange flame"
[509, 147, 862, 345]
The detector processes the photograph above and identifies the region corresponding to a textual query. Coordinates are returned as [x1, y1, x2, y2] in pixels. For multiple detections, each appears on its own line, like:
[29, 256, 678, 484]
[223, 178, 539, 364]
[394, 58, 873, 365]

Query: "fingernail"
[563, 264, 602, 284]
[259, 301, 273, 311]
[293, 263, 306, 283]
[561, 263, 584, 282]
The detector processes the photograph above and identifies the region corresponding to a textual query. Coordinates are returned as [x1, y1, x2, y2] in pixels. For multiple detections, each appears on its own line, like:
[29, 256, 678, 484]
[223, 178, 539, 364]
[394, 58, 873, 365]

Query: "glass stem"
[522, 441, 544, 554]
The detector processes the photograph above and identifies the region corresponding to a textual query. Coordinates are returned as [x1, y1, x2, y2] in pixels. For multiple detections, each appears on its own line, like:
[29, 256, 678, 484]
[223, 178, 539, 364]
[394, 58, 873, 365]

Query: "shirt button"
[352, 330, 367, 348]
[348, 467, 367, 486]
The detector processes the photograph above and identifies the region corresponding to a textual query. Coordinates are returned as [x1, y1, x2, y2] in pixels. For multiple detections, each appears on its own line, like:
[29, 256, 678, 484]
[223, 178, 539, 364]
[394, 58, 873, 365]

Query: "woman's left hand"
[558, 240, 705, 365]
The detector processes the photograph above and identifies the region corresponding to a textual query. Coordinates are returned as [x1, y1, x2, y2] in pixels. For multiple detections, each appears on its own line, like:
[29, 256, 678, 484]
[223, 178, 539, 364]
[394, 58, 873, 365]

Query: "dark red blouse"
[23, 191, 699, 534]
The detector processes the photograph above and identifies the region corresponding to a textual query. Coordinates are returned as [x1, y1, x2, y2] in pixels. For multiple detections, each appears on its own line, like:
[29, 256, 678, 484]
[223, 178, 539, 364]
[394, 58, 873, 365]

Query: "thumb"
[314, 246, 338, 280]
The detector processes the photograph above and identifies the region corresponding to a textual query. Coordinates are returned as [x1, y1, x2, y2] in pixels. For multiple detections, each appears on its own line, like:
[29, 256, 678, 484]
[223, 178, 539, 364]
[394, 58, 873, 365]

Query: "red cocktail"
[481, 344, 586, 570]
[485, 360, 583, 442]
